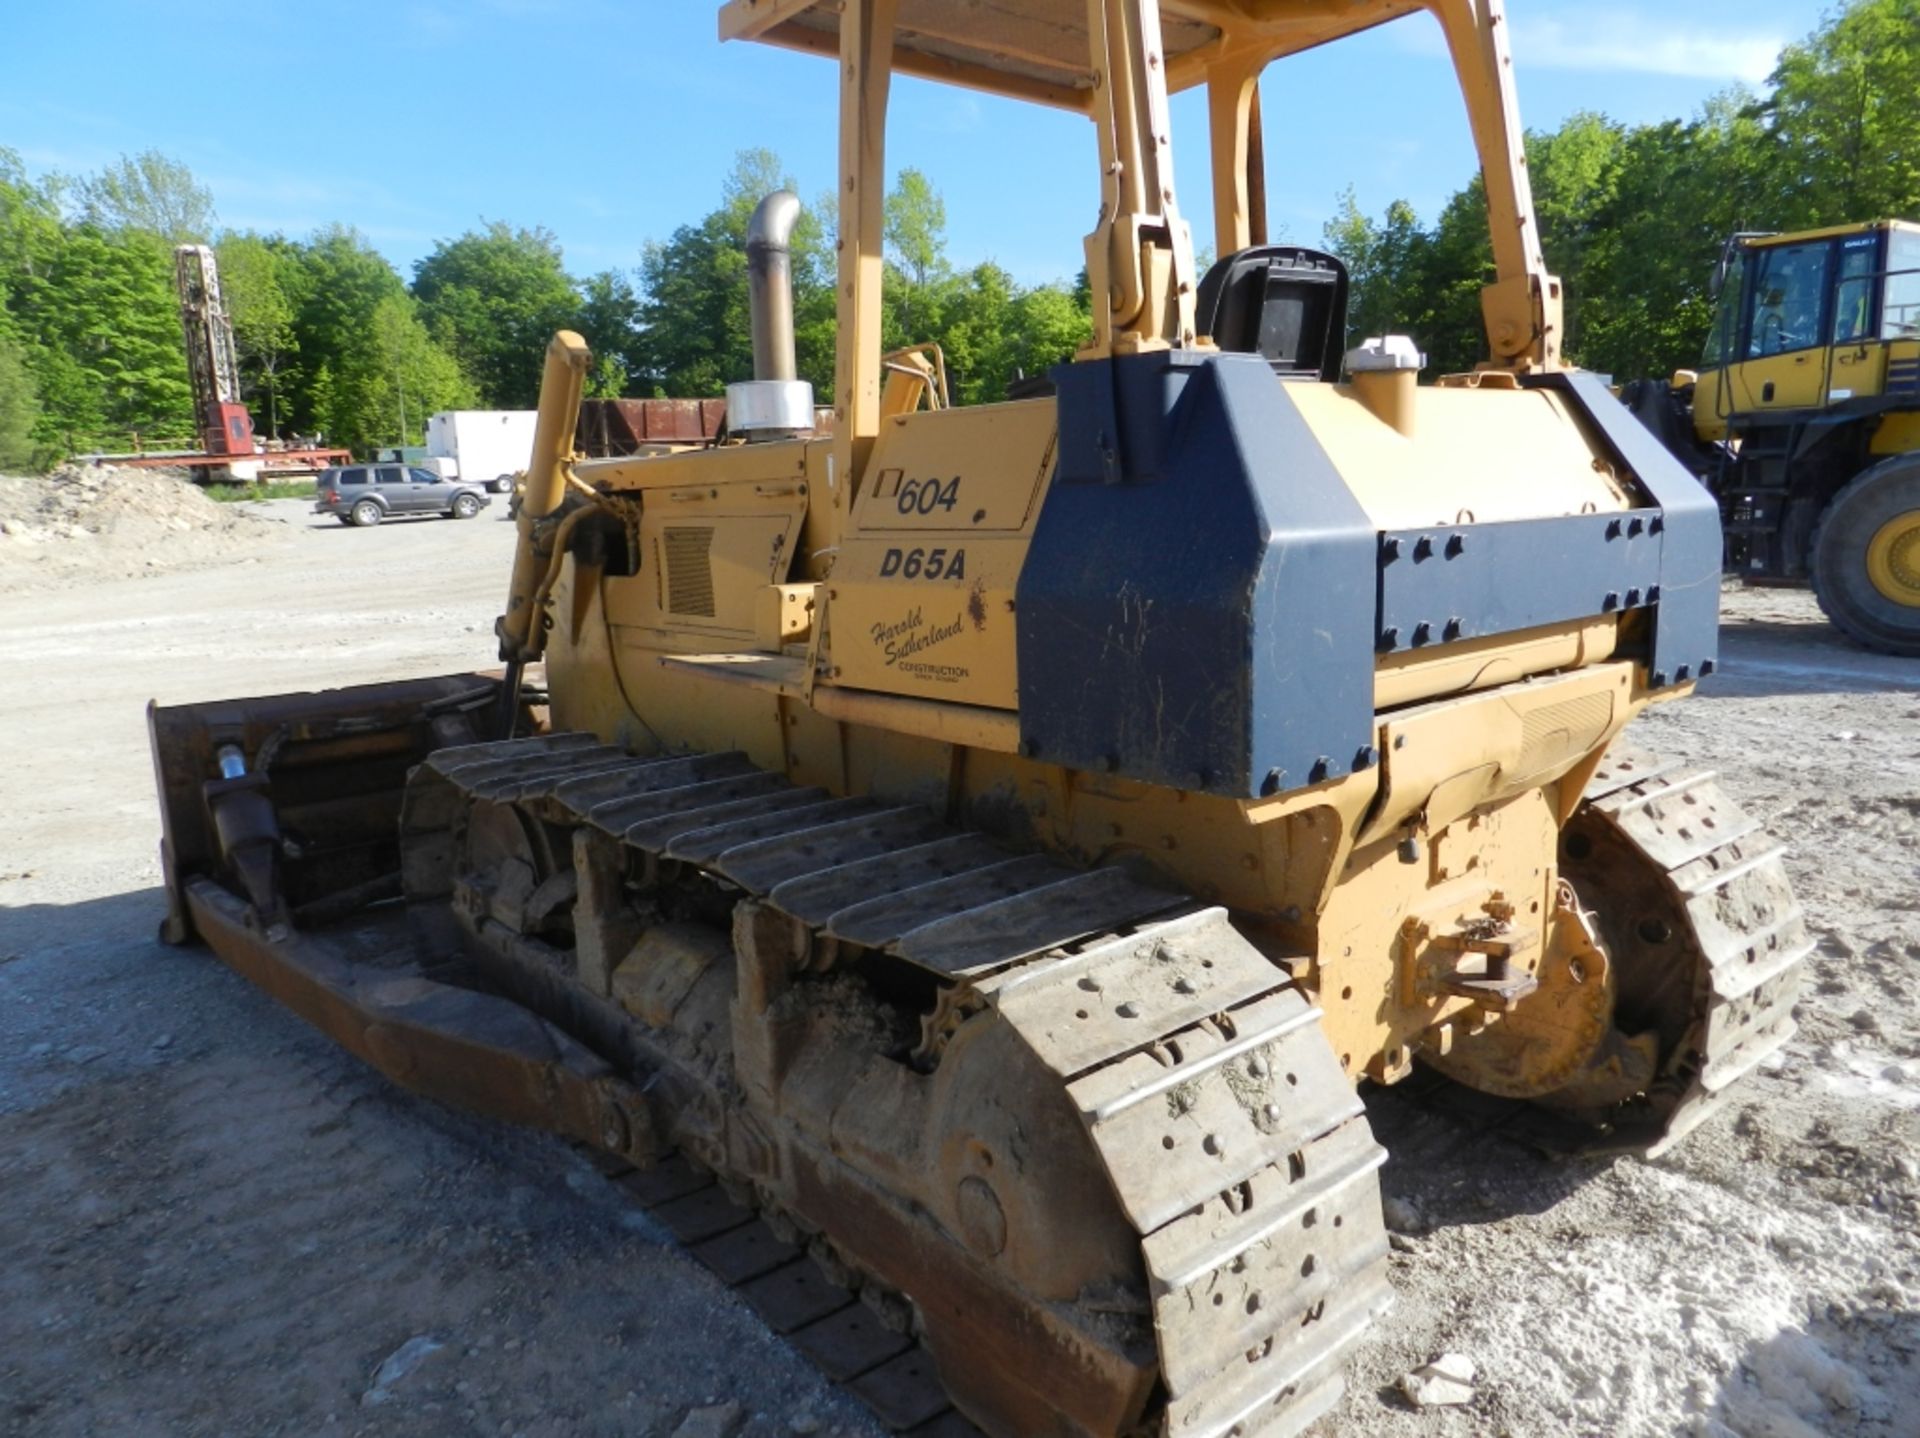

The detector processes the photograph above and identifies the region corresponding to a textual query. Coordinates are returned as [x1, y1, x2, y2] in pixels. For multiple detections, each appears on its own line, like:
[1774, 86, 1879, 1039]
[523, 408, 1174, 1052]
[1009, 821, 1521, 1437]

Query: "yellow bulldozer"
[149, 3, 1811, 1435]
[1625, 220, 1920, 655]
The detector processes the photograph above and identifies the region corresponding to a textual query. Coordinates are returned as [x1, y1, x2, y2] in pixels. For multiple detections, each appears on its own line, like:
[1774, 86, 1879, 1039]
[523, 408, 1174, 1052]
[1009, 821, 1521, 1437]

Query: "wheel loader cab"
[147, 7, 1813, 1437]
[1659, 221, 1920, 653]
[1694, 221, 1920, 440]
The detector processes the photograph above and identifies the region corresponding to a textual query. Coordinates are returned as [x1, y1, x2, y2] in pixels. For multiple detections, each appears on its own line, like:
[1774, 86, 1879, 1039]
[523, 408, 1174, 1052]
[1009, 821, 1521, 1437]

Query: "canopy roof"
[718, 0, 1425, 109]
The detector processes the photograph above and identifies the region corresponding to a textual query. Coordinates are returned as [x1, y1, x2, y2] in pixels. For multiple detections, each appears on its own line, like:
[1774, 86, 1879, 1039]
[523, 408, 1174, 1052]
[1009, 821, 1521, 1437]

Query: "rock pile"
[0, 464, 275, 590]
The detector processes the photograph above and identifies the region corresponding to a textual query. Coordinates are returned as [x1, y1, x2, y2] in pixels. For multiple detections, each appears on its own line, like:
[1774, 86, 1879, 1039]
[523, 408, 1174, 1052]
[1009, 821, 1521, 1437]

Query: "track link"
[1565, 745, 1814, 1155]
[401, 734, 1392, 1438]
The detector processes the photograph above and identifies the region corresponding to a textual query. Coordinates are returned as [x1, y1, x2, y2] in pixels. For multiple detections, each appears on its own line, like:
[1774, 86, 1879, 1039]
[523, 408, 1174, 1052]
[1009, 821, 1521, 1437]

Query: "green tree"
[1766, 0, 1920, 227]
[75, 150, 215, 245]
[279, 225, 412, 437]
[1574, 99, 1772, 380]
[576, 268, 643, 397]
[0, 147, 60, 291]
[1004, 283, 1091, 387]
[885, 168, 950, 342]
[317, 294, 476, 455]
[1325, 190, 1431, 350]
[885, 169, 949, 289]
[634, 150, 834, 396]
[259, 226, 475, 452]
[794, 185, 840, 390]
[1527, 113, 1624, 359]
[935, 261, 1016, 403]
[1325, 106, 1764, 377]
[216, 233, 299, 437]
[0, 331, 41, 470]
[0, 150, 74, 451]
[1319, 0, 1920, 383]
[413, 222, 579, 406]
[23, 225, 194, 449]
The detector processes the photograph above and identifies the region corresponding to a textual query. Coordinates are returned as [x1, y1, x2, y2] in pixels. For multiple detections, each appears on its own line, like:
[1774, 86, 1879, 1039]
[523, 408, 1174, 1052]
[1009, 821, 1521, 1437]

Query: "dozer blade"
[151, 675, 666, 1155]
[150, 673, 515, 944]
[179, 878, 659, 1160]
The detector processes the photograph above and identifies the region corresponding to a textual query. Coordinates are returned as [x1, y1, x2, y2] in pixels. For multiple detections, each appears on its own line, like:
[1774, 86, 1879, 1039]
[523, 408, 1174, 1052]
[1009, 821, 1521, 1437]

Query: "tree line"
[1329, 0, 1920, 378]
[0, 144, 1093, 471]
[1, 0, 1915, 473]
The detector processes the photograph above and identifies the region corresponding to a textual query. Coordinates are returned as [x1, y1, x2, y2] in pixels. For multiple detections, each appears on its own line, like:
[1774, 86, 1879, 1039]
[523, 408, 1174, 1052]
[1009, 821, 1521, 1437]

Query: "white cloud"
[932, 94, 985, 136]
[1521, 16, 1782, 82]
[1394, 9, 1782, 84]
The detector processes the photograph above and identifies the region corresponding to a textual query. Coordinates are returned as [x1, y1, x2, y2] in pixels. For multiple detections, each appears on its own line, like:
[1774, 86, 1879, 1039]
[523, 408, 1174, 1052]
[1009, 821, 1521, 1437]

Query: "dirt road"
[1, 497, 1915, 1437]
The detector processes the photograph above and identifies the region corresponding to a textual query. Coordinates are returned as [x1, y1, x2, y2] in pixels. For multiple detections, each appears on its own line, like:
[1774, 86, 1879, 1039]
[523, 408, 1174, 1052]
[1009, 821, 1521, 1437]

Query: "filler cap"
[1346, 335, 1425, 373]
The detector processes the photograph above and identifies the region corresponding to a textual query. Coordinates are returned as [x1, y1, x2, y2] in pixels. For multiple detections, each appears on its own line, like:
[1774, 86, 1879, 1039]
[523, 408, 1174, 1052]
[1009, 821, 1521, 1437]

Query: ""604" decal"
[897, 476, 961, 515]
[879, 547, 967, 580]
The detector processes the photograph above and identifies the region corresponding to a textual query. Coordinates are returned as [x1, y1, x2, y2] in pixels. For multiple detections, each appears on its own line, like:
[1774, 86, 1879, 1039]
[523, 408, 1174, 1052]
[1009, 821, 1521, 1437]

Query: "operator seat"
[1196, 246, 1351, 381]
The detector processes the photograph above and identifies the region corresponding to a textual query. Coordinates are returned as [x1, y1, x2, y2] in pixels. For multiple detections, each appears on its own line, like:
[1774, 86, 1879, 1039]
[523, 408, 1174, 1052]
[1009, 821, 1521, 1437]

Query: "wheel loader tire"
[1810, 457, 1920, 656]
[350, 499, 383, 528]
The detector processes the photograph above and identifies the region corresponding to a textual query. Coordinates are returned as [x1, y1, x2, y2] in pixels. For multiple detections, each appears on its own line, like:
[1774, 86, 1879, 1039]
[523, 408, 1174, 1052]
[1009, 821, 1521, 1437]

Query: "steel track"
[391, 733, 1809, 1434]
[407, 733, 1394, 1438]
[1567, 746, 1812, 1155]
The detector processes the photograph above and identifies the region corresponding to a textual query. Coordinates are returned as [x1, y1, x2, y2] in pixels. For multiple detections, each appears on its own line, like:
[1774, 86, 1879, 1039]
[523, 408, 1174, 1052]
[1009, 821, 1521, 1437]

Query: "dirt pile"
[0, 464, 279, 591]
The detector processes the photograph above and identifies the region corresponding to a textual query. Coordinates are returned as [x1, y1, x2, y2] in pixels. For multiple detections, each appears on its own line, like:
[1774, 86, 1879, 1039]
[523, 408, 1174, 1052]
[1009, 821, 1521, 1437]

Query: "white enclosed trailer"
[423, 410, 538, 494]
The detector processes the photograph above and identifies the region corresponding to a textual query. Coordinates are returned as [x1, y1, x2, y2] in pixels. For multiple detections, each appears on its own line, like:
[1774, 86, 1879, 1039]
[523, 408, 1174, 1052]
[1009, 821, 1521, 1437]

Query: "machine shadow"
[1712, 1310, 1920, 1431]
[0, 886, 250, 1115]
[1361, 1071, 1613, 1230]
[0, 885, 173, 965]
[1702, 614, 1920, 699]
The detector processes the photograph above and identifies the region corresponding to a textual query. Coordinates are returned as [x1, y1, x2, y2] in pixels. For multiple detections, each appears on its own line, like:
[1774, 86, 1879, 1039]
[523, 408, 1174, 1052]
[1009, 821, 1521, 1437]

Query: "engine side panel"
[827, 400, 1056, 708]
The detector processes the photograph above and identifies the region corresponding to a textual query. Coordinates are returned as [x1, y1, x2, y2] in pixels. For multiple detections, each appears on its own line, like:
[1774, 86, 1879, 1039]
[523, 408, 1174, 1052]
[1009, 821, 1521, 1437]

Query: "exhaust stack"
[748, 189, 800, 382]
[728, 190, 814, 438]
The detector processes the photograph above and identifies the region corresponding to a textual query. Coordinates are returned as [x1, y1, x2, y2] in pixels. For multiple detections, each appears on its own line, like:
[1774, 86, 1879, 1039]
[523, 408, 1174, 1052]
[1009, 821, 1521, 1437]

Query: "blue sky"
[3, 1, 1834, 287]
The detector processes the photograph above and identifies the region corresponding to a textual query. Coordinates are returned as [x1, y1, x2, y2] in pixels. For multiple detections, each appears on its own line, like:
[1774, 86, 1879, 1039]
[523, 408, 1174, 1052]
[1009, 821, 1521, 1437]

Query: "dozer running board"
[397, 734, 1393, 1438]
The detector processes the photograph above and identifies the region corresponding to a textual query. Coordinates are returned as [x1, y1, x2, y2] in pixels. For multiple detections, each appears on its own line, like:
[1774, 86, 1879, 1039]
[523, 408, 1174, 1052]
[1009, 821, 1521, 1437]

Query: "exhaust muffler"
[728, 190, 814, 438]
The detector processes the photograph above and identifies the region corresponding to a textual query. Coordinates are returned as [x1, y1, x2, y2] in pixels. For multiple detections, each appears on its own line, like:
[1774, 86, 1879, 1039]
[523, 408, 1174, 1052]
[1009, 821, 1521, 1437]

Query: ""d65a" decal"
[880, 547, 967, 580]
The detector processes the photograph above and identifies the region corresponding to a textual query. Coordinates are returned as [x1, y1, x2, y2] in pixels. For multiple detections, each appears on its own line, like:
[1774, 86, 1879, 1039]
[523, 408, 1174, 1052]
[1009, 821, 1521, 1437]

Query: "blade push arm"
[1084, 0, 1200, 356]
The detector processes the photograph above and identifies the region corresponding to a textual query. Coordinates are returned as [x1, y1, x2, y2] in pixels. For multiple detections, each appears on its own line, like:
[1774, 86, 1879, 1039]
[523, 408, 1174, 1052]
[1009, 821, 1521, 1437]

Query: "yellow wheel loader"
[150, 4, 1811, 1435]
[1625, 221, 1920, 655]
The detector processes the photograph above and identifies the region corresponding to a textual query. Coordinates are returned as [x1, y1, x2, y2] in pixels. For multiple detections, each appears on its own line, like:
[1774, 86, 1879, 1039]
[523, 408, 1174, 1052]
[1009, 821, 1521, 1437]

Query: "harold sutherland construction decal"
[870, 606, 969, 684]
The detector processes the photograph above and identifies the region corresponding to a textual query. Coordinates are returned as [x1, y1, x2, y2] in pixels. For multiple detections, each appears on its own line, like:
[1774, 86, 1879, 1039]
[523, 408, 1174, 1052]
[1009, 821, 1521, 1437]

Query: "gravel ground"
[0, 491, 1915, 1438]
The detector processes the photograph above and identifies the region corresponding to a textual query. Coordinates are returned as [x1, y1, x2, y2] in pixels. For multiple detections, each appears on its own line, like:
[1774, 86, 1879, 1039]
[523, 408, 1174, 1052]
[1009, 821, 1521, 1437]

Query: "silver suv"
[315, 464, 492, 527]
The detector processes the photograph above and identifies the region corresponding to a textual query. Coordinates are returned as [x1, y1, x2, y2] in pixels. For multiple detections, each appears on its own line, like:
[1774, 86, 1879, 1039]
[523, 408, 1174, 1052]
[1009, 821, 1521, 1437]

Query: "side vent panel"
[664, 526, 716, 618]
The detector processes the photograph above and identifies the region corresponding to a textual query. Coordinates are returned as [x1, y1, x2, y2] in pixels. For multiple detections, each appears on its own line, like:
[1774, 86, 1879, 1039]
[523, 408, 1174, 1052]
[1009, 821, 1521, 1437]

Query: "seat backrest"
[1195, 246, 1351, 381]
